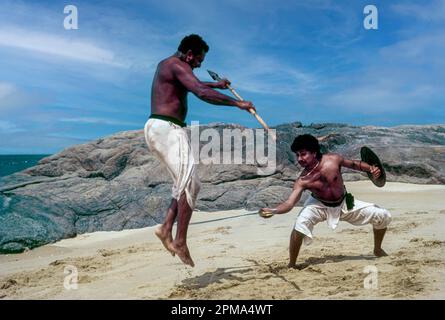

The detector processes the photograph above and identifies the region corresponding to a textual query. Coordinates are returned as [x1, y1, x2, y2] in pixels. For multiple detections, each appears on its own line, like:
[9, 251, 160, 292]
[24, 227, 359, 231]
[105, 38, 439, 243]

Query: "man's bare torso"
[299, 154, 345, 201]
[151, 56, 188, 122]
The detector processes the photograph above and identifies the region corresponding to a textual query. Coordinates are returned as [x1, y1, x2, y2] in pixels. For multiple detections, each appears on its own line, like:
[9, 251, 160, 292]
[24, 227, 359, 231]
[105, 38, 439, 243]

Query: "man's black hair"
[178, 34, 209, 55]
[290, 134, 322, 160]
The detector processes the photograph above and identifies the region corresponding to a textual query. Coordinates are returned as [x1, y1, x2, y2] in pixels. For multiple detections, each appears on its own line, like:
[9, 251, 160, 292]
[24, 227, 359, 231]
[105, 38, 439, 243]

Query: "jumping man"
[144, 34, 255, 267]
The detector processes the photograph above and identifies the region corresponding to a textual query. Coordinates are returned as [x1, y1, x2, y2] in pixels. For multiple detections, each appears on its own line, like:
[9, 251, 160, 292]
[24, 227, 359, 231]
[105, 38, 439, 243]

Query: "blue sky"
[0, 0, 444, 154]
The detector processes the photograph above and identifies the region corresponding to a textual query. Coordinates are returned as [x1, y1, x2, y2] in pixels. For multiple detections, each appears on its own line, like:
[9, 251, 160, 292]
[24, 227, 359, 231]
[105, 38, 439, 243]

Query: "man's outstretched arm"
[202, 78, 231, 89]
[172, 63, 255, 111]
[260, 180, 305, 215]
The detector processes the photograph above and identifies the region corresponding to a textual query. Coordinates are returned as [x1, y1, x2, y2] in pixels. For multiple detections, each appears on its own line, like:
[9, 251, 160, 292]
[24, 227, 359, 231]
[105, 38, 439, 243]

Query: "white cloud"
[0, 81, 48, 110]
[232, 60, 318, 96]
[59, 117, 140, 127]
[328, 84, 425, 113]
[0, 82, 16, 101]
[325, 31, 445, 114]
[200, 45, 319, 97]
[391, 0, 445, 23]
[0, 82, 15, 99]
[0, 27, 127, 67]
[0, 120, 24, 133]
[379, 33, 445, 68]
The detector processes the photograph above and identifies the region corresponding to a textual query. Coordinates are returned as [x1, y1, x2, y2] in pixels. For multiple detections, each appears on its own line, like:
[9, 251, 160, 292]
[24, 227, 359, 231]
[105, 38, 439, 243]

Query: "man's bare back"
[151, 55, 191, 122]
[151, 52, 255, 123]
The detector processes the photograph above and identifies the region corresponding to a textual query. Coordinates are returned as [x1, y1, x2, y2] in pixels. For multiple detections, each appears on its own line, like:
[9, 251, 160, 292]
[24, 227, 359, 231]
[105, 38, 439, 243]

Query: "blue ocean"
[0, 155, 51, 178]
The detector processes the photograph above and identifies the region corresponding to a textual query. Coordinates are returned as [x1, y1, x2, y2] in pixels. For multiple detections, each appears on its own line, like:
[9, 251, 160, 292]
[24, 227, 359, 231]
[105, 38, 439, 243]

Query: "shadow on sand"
[294, 254, 377, 270]
[171, 254, 376, 297]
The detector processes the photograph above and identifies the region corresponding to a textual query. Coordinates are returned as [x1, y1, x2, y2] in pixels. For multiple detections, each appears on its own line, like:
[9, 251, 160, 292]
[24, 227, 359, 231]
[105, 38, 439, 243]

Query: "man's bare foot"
[154, 225, 175, 256]
[288, 262, 308, 270]
[171, 242, 195, 267]
[374, 248, 388, 257]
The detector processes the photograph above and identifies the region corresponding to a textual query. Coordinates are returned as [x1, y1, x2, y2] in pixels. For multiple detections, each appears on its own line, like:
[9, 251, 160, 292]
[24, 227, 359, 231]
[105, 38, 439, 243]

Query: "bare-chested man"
[144, 34, 255, 267]
[259, 134, 391, 269]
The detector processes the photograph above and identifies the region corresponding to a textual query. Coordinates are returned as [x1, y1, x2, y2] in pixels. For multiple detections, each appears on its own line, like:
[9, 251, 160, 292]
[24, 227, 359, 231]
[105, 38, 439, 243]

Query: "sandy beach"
[0, 181, 444, 300]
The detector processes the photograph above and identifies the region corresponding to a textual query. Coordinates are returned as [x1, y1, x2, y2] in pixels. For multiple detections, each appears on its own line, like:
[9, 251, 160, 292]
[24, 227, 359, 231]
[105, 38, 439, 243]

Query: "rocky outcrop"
[0, 123, 444, 253]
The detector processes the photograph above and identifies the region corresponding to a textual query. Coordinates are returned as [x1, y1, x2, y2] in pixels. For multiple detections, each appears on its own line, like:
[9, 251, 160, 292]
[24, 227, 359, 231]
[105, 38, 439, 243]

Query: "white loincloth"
[144, 118, 201, 209]
[294, 195, 391, 245]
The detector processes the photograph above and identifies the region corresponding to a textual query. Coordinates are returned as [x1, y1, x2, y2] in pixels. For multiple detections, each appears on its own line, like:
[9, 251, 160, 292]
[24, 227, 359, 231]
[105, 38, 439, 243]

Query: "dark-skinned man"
[144, 34, 255, 267]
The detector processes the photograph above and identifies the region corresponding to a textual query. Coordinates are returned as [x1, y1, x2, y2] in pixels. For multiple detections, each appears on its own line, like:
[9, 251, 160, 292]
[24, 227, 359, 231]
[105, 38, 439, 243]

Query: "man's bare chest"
[304, 169, 342, 191]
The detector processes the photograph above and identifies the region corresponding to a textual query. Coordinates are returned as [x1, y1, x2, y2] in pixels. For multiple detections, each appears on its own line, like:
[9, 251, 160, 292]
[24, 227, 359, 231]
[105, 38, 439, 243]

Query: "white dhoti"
[294, 195, 391, 245]
[144, 118, 201, 210]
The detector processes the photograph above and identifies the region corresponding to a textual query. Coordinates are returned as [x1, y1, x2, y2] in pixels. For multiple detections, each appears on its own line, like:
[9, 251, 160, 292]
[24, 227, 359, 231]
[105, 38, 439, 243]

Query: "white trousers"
[144, 118, 201, 210]
[294, 195, 391, 245]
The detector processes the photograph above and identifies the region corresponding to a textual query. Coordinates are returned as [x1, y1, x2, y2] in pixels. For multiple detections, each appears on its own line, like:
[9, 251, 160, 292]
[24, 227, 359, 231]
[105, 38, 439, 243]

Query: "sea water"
[0, 154, 50, 177]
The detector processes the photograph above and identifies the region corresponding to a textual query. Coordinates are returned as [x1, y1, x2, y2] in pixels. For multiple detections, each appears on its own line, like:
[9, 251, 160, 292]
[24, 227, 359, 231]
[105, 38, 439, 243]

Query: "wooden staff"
[207, 70, 276, 141]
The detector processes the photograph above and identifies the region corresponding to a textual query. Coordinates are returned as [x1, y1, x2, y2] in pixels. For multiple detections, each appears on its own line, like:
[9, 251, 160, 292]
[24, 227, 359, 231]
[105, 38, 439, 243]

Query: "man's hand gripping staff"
[207, 70, 277, 141]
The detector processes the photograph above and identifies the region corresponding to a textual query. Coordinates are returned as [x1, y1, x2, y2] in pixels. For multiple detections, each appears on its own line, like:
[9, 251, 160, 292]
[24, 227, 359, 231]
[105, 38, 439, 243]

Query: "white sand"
[0, 181, 444, 299]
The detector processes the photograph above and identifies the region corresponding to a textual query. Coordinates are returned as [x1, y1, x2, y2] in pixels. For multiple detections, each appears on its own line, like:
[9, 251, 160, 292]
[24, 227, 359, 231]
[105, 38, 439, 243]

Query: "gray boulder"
[0, 123, 444, 253]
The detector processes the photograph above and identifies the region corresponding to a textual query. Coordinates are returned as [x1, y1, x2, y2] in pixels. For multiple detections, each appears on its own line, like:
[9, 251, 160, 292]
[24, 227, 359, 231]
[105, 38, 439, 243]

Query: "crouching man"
[259, 134, 391, 269]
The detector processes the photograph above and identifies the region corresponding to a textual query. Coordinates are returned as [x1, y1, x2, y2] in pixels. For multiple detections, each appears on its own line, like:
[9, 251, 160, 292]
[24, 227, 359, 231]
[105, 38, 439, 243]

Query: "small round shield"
[360, 146, 386, 188]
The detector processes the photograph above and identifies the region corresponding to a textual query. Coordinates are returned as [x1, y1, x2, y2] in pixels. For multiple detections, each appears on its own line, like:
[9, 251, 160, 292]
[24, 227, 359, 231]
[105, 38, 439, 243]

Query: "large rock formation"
[0, 123, 444, 253]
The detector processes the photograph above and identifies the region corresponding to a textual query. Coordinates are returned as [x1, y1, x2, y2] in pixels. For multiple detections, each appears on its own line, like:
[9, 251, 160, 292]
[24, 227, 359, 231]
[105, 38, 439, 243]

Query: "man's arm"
[202, 79, 230, 89]
[340, 154, 381, 179]
[172, 63, 254, 110]
[260, 180, 305, 215]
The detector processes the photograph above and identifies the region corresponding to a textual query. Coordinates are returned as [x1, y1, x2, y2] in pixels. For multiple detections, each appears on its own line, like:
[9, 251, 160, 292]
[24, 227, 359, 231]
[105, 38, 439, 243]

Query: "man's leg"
[340, 203, 391, 257]
[170, 192, 195, 267]
[288, 230, 305, 269]
[289, 205, 326, 269]
[155, 199, 178, 256]
[373, 228, 388, 257]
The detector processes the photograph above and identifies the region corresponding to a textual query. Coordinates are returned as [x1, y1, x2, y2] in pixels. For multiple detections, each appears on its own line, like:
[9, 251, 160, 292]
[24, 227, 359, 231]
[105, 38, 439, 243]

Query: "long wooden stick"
[226, 85, 276, 141]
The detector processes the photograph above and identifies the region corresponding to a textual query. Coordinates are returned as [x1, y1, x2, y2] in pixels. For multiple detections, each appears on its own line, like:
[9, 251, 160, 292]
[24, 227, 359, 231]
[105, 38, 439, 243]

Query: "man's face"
[186, 50, 206, 69]
[296, 149, 317, 168]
